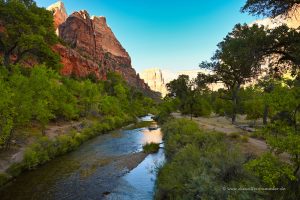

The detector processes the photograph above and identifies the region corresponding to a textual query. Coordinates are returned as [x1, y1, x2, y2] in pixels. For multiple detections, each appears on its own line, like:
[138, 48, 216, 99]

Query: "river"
[0, 116, 164, 200]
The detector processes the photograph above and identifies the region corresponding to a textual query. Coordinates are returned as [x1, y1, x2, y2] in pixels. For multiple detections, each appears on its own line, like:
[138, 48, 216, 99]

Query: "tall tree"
[200, 24, 268, 123]
[241, 0, 300, 18]
[166, 75, 197, 119]
[241, 0, 300, 76]
[0, 0, 60, 69]
[166, 75, 190, 100]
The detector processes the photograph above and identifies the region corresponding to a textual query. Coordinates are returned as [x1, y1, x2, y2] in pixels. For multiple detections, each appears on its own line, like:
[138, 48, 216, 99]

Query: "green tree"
[200, 24, 267, 123]
[0, 78, 14, 149]
[0, 0, 60, 69]
[166, 75, 190, 100]
[246, 79, 300, 199]
[166, 75, 199, 119]
[242, 1, 300, 76]
[241, 0, 300, 18]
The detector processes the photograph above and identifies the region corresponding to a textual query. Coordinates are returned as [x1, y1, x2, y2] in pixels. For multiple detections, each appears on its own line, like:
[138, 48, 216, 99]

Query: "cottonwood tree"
[241, 0, 300, 18]
[0, 0, 60, 70]
[166, 75, 198, 119]
[166, 75, 190, 100]
[200, 24, 268, 123]
[242, 0, 300, 76]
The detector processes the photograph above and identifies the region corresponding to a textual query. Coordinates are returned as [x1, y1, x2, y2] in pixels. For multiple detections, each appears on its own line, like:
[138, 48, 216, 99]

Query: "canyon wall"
[140, 68, 168, 97]
[48, 2, 158, 98]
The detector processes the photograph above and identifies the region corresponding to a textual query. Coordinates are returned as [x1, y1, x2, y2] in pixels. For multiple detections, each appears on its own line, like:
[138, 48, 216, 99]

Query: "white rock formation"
[140, 68, 168, 97]
[47, 1, 68, 35]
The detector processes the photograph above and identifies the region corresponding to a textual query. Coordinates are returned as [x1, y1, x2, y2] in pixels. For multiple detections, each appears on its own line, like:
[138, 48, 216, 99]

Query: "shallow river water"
[0, 116, 164, 200]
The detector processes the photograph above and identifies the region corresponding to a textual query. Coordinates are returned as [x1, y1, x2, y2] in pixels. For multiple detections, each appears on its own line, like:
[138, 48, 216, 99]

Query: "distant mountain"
[140, 68, 168, 97]
[141, 68, 224, 94]
[47, 1, 159, 98]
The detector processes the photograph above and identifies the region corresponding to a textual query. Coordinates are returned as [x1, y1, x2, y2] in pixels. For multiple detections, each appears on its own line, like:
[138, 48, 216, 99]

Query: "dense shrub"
[156, 119, 264, 200]
[0, 173, 9, 187]
[143, 142, 160, 153]
[0, 66, 156, 150]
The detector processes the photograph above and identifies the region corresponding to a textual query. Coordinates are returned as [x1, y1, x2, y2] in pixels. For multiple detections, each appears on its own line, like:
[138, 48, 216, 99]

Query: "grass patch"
[6, 163, 24, 177]
[228, 132, 241, 139]
[0, 173, 10, 187]
[250, 131, 265, 140]
[241, 135, 249, 142]
[143, 142, 160, 154]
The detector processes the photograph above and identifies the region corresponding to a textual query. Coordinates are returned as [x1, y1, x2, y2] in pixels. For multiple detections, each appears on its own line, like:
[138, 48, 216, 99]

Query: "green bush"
[13, 116, 133, 174]
[241, 135, 249, 142]
[0, 65, 156, 151]
[162, 118, 202, 158]
[193, 98, 212, 117]
[0, 173, 9, 187]
[229, 132, 241, 139]
[6, 163, 24, 178]
[156, 119, 264, 200]
[143, 142, 160, 153]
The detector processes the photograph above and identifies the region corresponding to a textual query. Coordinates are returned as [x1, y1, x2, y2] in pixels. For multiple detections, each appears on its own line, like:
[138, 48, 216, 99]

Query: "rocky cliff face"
[48, 2, 158, 98]
[140, 68, 167, 97]
[47, 1, 68, 34]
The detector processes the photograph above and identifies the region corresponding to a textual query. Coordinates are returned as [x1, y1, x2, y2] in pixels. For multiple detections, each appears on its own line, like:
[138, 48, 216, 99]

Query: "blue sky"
[36, 0, 258, 73]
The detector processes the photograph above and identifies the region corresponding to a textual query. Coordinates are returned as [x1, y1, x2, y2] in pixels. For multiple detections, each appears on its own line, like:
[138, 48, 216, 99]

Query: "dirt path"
[45, 121, 84, 140]
[171, 113, 270, 156]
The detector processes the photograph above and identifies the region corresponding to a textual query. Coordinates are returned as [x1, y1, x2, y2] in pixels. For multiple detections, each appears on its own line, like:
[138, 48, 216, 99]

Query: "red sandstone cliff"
[47, 1, 68, 34]
[48, 2, 158, 97]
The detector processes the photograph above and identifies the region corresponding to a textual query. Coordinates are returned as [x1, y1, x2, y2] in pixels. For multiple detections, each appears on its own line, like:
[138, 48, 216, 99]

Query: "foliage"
[0, 0, 60, 69]
[200, 24, 268, 123]
[143, 142, 160, 154]
[241, 0, 300, 18]
[161, 118, 199, 158]
[155, 97, 179, 124]
[182, 95, 212, 117]
[245, 80, 300, 199]
[245, 153, 296, 188]
[0, 62, 155, 150]
[166, 75, 212, 119]
[156, 119, 264, 200]
[11, 115, 132, 176]
[0, 173, 9, 187]
[243, 90, 264, 121]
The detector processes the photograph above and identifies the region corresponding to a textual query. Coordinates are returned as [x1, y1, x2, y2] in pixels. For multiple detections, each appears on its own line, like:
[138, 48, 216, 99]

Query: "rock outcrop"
[140, 68, 168, 97]
[48, 2, 157, 97]
[47, 1, 67, 34]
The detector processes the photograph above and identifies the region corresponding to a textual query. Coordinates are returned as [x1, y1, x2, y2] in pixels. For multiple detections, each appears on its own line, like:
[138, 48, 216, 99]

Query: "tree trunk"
[3, 52, 10, 68]
[231, 85, 240, 124]
[190, 103, 193, 120]
[263, 104, 269, 125]
[294, 105, 299, 132]
[4, 129, 14, 151]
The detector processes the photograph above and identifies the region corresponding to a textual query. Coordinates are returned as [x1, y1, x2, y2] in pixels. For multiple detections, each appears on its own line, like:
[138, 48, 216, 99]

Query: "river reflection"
[0, 116, 164, 200]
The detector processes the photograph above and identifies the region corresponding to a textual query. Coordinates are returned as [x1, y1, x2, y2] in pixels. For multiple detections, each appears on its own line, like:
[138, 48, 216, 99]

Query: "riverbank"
[0, 115, 137, 187]
[0, 117, 163, 200]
